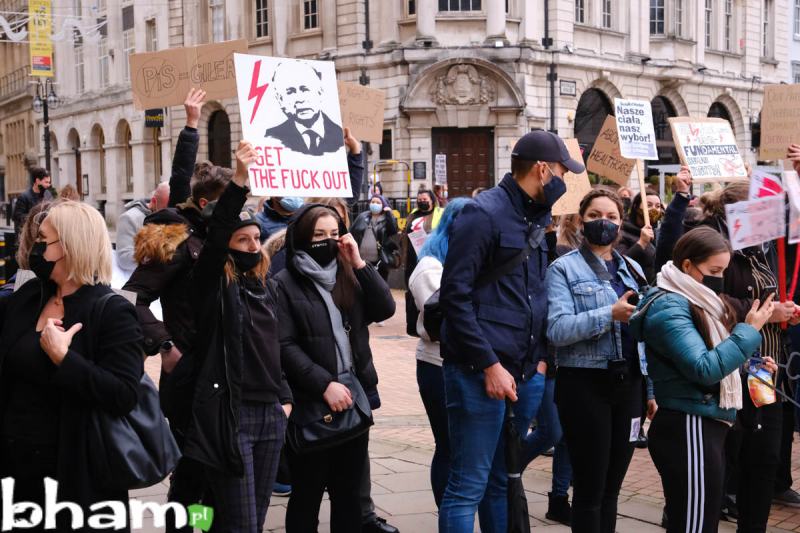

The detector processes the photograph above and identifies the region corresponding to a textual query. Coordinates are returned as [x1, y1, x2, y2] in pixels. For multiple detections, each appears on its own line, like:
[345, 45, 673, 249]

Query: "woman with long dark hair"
[631, 227, 775, 532]
[275, 202, 395, 532]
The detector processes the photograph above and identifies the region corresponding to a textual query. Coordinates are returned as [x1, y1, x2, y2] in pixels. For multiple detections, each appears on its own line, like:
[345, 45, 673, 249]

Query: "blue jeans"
[416, 360, 450, 508]
[439, 363, 546, 533]
[522, 376, 573, 496]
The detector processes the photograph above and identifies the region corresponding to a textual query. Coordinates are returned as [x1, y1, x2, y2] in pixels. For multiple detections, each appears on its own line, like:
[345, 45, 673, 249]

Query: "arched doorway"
[574, 89, 614, 161]
[91, 124, 106, 194]
[116, 120, 133, 193]
[67, 129, 80, 195]
[49, 132, 60, 187]
[651, 96, 679, 165]
[208, 110, 231, 168]
[708, 102, 734, 130]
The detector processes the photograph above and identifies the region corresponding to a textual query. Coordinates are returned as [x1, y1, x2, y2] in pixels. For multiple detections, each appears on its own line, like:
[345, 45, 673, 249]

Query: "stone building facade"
[39, 0, 790, 223]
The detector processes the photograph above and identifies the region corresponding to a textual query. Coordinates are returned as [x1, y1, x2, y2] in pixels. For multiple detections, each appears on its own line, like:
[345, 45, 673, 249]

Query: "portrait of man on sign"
[265, 61, 344, 156]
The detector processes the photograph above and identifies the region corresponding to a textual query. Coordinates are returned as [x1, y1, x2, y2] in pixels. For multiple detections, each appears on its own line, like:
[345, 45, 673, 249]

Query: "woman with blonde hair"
[0, 200, 143, 531]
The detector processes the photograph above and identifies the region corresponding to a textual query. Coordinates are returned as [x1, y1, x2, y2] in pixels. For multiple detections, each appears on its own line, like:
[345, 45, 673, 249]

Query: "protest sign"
[130, 39, 247, 110]
[234, 53, 350, 197]
[783, 171, 800, 211]
[337, 81, 385, 144]
[408, 229, 428, 255]
[587, 115, 635, 186]
[760, 84, 800, 160]
[749, 169, 783, 199]
[613, 99, 658, 160]
[552, 139, 593, 216]
[669, 118, 747, 182]
[435, 154, 447, 185]
[790, 202, 800, 245]
[724, 195, 786, 251]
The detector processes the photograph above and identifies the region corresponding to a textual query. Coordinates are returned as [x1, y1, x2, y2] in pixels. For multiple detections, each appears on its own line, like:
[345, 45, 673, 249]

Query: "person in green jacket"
[631, 226, 776, 533]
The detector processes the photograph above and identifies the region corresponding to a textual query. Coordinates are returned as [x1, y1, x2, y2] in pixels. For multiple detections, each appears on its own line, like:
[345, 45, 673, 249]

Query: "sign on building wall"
[613, 99, 658, 160]
[234, 53, 351, 198]
[669, 117, 747, 182]
[434, 154, 447, 185]
[29, 0, 53, 77]
[760, 84, 800, 160]
[144, 109, 165, 128]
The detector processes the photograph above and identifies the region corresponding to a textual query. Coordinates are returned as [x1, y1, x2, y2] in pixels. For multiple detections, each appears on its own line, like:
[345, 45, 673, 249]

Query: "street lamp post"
[32, 79, 58, 174]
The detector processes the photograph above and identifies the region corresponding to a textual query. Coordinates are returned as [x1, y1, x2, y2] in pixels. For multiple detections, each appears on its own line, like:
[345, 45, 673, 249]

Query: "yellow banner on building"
[29, 0, 53, 77]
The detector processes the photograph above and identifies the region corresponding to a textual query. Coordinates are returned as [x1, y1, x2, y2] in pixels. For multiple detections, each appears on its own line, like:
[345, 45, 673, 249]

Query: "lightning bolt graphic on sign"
[248, 59, 269, 125]
[733, 218, 742, 236]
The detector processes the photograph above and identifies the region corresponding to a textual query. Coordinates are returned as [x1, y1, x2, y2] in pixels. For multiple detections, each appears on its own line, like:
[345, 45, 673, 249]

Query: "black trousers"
[556, 367, 642, 533]
[286, 432, 369, 533]
[775, 400, 795, 494]
[736, 390, 782, 533]
[649, 409, 729, 533]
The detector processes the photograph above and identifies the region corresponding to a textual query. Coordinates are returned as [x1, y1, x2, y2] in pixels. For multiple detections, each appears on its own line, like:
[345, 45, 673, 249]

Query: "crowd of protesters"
[2, 86, 800, 533]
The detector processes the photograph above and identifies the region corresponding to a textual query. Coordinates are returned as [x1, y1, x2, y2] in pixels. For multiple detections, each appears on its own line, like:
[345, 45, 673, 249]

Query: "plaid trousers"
[206, 401, 287, 533]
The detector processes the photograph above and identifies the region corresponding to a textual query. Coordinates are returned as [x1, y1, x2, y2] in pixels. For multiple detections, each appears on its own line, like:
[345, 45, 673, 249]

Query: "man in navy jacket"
[438, 130, 584, 533]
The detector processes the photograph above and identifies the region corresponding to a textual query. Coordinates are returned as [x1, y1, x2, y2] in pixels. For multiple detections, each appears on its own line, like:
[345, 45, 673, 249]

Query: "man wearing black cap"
[438, 130, 584, 532]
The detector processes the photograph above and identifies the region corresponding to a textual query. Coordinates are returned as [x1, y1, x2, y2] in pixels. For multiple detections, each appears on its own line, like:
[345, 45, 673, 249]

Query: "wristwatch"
[159, 340, 175, 353]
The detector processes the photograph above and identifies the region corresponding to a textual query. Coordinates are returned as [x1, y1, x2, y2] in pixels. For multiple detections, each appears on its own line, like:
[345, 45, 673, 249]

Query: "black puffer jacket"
[274, 205, 396, 411]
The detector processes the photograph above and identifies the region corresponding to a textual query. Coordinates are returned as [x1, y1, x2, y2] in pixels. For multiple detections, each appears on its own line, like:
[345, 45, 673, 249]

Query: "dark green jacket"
[630, 288, 761, 423]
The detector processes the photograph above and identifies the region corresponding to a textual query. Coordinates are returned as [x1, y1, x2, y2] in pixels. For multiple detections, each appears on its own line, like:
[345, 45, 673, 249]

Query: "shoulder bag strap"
[475, 227, 546, 288]
[88, 292, 119, 359]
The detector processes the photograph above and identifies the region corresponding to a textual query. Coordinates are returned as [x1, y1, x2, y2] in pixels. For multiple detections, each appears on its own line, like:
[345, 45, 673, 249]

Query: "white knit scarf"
[656, 261, 742, 410]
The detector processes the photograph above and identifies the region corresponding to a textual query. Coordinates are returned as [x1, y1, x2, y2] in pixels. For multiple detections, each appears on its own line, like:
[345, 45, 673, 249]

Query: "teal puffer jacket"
[630, 288, 762, 423]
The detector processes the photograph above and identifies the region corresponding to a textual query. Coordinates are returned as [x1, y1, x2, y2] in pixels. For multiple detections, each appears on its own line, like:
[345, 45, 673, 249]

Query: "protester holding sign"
[632, 227, 776, 533]
[183, 141, 291, 532]
[546, 189, 647, 533]
[403, 190, 443, 336]
[617, 188, 660, 282]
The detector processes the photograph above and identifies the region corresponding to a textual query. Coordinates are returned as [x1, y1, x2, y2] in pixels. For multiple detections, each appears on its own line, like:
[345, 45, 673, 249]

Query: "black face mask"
[28, 241, 58, 281]
[229, 249, 261, 273]
[542, 175, 567, 207]
[302, 238, 339, 266]
[702, 275, 724, 295]
[417, 201, 432, 213]
[622, 197, 633, 214]
[582, 219, 620, 246]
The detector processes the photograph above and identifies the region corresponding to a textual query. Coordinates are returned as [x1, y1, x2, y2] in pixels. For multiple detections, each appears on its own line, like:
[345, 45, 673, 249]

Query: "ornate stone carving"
[430, 64, 496, 105]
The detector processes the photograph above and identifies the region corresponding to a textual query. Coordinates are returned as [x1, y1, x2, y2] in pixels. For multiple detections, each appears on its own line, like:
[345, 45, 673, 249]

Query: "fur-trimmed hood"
[134, 223, 190, 264]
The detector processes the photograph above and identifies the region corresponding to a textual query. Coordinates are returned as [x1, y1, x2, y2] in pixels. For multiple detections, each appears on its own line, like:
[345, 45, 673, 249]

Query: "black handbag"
[86, 293, 181, 490]
[286, 368, 373, 454]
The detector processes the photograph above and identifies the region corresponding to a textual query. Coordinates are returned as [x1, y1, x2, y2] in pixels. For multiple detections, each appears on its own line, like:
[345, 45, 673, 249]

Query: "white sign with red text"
[725, 195, 786, 251]
[234, 53, 351, 197]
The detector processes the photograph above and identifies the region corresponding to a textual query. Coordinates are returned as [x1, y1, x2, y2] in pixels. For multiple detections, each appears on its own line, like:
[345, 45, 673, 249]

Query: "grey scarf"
[293, 251, 352, 372]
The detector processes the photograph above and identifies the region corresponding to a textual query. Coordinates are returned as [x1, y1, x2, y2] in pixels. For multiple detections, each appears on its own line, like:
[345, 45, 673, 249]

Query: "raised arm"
[168, 89, 205, 207]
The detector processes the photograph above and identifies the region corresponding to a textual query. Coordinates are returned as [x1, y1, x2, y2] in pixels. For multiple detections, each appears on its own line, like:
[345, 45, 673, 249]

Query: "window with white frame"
[793, 63, 800, 83]
[724, 0, 733, 51]
[145, 19, 157, 51]
[763, 0, 772, 57]
[650, 0, 665, 34]
[255, 0, 269, 38]
[408, 0, 415, 15]
[704, 0, 713, 47]
[303, 0, 318, 29]
[210, 0, 225, 42]
[74, 43, 84, 94]
[98, 37, 110, 88]
[438, 0, 481, 10]
[575, 0, 585, 23]
[795, 0, 800, 36]
[602, 0, 612, 28]
[674, 0, 683, 36]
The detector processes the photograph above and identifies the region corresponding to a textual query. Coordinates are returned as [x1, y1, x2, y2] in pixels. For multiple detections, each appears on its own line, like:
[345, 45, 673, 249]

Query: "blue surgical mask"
[279, 197, 304, 212]
[369, 203, 382, 215]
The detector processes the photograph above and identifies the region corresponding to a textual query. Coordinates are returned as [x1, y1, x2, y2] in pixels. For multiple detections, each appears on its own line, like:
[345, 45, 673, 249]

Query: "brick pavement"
[138, 290, 800, 532]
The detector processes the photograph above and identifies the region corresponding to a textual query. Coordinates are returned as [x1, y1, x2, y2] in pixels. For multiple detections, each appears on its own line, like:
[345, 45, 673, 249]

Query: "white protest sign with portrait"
[435, 154, 447, 185]
[749, 170, 783, 200]
[669, 118, 747, 182]
[725, 195, 786, 251]
[613, 99, 658, 160]
[234, 53, 351, 198]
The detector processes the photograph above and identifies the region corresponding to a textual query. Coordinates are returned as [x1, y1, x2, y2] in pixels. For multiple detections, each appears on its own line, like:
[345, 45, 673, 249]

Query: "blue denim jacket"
[546, 248, 645, 370]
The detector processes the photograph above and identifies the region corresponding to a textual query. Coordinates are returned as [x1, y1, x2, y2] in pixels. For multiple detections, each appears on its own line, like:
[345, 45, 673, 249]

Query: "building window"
[96, 0, 106, 14]
[575, 0, 585, 23]
[210, 0, 225, 41]
[379, 129, 392, 160]
[303, 0, 318, 29]
[124, 125, 133, 193]
[74, 45, 84, 93]
[795, 0, 800, 35]
[793, 63, 800, 83]
[763, 0, 772, 57]
[122, 30, 134, 82]
[145, 19, 157, 51]
[408, 0, 415, 15]
[724, 0, 733, 51]
[674, 0, 683, 36]
[438, 0, 482, 11]
[602, 0, 612, 28]
[704, 0, 713, 47]
[98, 37, 110, 88]
[650, 0, 664, 34]
[255, 0, 269, 38]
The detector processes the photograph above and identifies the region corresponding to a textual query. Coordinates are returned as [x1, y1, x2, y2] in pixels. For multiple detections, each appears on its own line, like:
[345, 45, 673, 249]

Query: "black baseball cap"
[511, 130, 585, 174]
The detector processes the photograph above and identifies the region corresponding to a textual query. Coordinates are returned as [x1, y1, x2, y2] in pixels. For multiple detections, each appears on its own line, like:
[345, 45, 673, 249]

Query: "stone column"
[322, 0, 337, 52]
[380, 0, 400, 47]
[415, 0, 437, 44]
[520, 0, 544, 44]
[485, 0, 507, 43]
[272, 0, 289, 56]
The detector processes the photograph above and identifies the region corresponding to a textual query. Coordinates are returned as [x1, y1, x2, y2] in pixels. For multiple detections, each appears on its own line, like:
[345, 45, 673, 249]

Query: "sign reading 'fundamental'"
[669, 117, 747, 182]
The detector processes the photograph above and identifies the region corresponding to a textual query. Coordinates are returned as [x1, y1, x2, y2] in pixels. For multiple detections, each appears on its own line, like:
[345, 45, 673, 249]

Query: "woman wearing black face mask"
[631, 226, 776, 533]
[616, 188, 661, 283]
[274, 199, 395, 532]
[546, 189, 649, 533]
[186, 141, 292, 532]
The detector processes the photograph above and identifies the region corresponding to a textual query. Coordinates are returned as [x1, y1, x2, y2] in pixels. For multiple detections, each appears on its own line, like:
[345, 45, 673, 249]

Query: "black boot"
[545, 492, 572, 526]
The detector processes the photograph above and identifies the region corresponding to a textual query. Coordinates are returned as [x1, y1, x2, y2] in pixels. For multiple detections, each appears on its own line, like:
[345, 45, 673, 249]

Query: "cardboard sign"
[669, 117, 747, 182]
[725, 196, 786, 251]
[129, 39, 247, 110]
[614, 99, 658, 160]
[336, 81, 385, 144]
[587, 115, 635, 186]
[552, 139, 593, 216]
[234, 53, 350, 198]
[435, 154, 447, 185]
[749, 169, 783, 200]
[760, 84, 800, 160]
